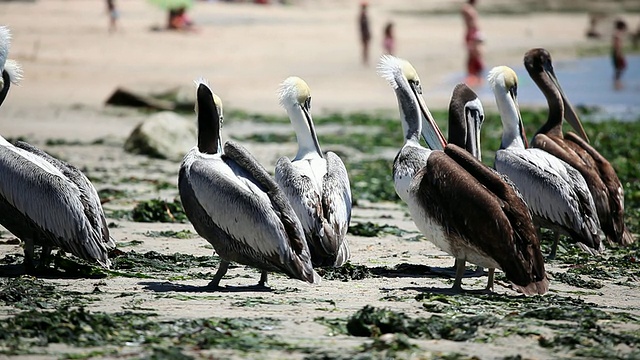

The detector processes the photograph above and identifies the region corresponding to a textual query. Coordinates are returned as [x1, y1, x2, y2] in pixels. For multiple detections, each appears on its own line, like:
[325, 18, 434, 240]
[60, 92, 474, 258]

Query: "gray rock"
[124, 111, 196, 161]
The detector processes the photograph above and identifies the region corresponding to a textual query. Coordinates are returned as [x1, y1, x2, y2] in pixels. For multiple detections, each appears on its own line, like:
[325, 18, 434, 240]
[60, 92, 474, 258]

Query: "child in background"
[383, 22, 395, 55]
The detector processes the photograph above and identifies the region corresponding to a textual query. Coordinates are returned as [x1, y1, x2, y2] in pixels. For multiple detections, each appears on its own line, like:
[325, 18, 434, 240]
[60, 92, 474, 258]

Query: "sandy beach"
[0, 1, 639, 359]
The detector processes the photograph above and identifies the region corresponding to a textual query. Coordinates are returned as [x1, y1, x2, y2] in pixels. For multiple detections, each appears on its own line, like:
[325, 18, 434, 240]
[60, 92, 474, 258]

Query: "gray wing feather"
[274, 156, 324, 241]
[15, 141, 114, 250]
[0, 144, 112, 266]
[190, 159, 290, 259]
[495, 148, 601, 240]
[322, 152, 352, 264]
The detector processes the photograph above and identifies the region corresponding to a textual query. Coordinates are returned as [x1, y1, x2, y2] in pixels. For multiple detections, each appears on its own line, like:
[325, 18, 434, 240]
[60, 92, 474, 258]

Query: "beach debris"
[105, 87, 175, 111]
[124, 111, 196, 161]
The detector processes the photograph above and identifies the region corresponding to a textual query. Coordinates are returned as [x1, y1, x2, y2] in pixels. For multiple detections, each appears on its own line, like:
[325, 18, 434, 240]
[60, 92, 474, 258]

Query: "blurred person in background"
[359, 2, 371, 65]
[612, 19, 628, 90]
[461, 0, 483, 86]
[106, 0, 118, 33]
[383, 21, 395, 55]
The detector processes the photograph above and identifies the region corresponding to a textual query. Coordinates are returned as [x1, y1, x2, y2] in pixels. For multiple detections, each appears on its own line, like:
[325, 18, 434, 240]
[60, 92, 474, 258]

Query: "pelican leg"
[23, 238, 36, 273]
[257, 271, 269, 288]
[208, 260, 230, 289]
[485, 268, 495, 291]
[38, 245, 53, 270]
[548, 232, 561, 260]
[451, 258, 466, 293]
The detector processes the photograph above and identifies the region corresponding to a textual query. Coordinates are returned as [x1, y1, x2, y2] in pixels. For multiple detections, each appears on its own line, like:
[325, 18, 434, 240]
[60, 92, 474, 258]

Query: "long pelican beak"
[196, 84, 222, 155]
[414, 84, 447, 150]
[543, 62, 589, 143]
[301, 99, 324, 158]
[509, 86, 529, 148]
[466, 107, 483, 160]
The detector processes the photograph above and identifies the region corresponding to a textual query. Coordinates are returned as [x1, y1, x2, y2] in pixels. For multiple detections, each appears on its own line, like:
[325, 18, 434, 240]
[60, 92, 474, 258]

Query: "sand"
[0, 1, 639, 359]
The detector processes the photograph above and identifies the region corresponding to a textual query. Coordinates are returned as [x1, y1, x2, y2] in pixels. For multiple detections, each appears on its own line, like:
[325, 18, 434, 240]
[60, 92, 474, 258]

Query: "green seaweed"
[345, 305, 497, 341]
[0, 276, 89, 310]
[347, 159, 397, 204]
[0, 307, 287, 355]
[143, 230, 196, 239]
[550, 271, 604, 289]
[131, 198, 188, 223]
[111, 250, 220, 275]
[317, 262, 372, 281]
[348, 222, 406, 237]
[97, 188, 130, 203]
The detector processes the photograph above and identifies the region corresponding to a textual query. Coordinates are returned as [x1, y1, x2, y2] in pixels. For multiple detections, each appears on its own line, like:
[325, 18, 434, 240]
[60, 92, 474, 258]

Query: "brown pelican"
[178, 80, 318, 288]
[0, 27, 114, 270]
[524, 48, 634, 246]
[378, 55, 548, 294]
[488, 65, 603, 258]
[275, 77, 351, 267]
[446, 84, 485, 161]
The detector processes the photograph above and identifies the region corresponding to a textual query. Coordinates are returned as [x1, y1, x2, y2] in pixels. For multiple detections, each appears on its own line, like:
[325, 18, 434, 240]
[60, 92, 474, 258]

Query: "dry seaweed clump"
[0, 307, 288, 356]
[346, 305, 496, 341]
[131, 198, 188, 223]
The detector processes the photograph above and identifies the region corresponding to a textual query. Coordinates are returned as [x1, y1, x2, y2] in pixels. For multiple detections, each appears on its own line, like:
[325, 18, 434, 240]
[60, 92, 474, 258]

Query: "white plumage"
[275, 76, 351, 267]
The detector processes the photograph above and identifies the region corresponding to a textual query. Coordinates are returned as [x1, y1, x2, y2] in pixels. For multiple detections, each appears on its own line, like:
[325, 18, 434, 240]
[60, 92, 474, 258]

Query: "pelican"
[275, 77, 351, 267]
[0, 26, 114, 270]
[488, 65, 603, 258]
[524, 48, 634, 246]
[178, 79, 318, 288]
[446, 83, 485, 161]
[378, 55, 548, 294]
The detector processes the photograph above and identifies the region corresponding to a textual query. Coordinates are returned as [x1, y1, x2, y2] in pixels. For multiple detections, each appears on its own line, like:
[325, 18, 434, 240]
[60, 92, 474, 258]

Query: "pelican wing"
[495, 147, 601, 250]
[415, 151, 548, 293]
[189, 159, 290, 257]
[321, 152, 352, 263]
[274, 156, 324, 241]
[223, 141, 309, 256]
[0, 144, 112, 266]
[15, 141, 114, 250]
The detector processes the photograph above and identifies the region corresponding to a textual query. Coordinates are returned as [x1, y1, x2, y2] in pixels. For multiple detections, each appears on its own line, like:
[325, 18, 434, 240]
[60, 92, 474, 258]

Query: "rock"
[106, 87, 175, 111]
[152, 85, 196, 112]
[124, 111, 196, 161]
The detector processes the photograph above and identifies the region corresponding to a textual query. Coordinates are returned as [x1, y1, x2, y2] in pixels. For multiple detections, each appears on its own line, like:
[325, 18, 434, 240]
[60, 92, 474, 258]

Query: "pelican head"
[194, 78, 223, 154]
[278, 76, 322, 159]
[0, 26, 10, 72]
[524, 48, 588, 143]
[448, 83, 484, 160]
[377, 55, 446, 150]
[0, 26, 22, 106]
[488, 66, 528, 149]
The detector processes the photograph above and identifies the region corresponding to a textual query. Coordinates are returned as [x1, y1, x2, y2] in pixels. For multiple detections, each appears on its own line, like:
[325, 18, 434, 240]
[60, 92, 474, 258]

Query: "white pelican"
[275, 77, 352, 267]
[524, 48, 633, 246]
[178, 80, 318, 288]
[378, 55, 548, 294]
[0, 26, 114, 270]
[488, 65, 604, 258]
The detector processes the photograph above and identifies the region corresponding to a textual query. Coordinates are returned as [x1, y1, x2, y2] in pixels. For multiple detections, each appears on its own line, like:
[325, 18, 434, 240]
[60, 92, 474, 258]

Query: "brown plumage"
[416, 145, 548, 295]
[525, 48, 634, 246]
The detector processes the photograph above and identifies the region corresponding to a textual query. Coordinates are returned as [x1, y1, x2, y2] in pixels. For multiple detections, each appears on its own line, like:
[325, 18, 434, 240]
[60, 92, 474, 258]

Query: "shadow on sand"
[140, 281, 273, 293]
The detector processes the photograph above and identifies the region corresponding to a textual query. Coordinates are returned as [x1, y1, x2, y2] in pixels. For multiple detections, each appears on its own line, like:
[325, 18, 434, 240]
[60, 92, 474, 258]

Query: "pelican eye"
[303, 97, 311, 110]
[409, 79, 422, 94]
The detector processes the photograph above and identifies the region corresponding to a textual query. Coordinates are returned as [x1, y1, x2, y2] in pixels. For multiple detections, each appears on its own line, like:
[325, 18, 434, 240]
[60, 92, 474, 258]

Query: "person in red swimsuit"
[612, 19, 628, 90]
[461, 0, 484, 86]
